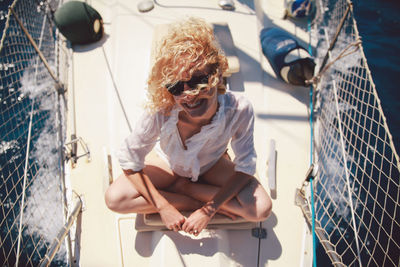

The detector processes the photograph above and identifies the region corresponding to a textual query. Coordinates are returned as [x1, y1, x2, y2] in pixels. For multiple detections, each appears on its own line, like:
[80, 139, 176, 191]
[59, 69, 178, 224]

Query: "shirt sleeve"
[117, 110, 163, 171]
[231, 97, 257, 176]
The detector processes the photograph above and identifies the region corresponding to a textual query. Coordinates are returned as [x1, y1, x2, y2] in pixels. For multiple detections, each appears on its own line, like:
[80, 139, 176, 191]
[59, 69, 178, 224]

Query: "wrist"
[155, 199, 171, 212]
[201, 201, 218, 217]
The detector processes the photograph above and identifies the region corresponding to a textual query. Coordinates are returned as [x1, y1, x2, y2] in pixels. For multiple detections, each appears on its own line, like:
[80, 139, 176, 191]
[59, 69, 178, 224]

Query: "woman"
[105, 17, 272, 236]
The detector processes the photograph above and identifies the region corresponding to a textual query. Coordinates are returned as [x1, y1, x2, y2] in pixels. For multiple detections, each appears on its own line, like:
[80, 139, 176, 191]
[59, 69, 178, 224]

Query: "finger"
[170, 224, 177, 231]
[186, 226, 194, 234]
[182, 222, 189, 232]
[178, 220, 185, 228]
[171, 221, 181, 231]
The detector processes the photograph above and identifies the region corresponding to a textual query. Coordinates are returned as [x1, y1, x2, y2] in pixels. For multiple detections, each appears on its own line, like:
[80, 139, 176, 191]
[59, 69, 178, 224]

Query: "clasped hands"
[158, 202, 236, 236]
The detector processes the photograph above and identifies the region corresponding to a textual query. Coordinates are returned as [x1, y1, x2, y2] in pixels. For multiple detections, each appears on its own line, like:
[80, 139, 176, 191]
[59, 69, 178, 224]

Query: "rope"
[10, 6, 65, 94]
[306, 39, 362, 87]
[292, 0, 313, 18]
[318, 1, 352, 74]
[304, 10, 361, 266]
[39, 192, 83, 267]
[101, 46, 133, 132]
[331, 78, 363, 266]
[307, 15, 318, 267]
[15, 7, 48, 265]
[15, 100, 35, 267]
[301, 0, 400, 265]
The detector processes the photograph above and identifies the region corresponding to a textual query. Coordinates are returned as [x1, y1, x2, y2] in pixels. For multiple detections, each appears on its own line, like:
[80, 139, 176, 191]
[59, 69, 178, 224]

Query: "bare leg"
[168, 156, 272, 221]
[105, 156, 202, 214]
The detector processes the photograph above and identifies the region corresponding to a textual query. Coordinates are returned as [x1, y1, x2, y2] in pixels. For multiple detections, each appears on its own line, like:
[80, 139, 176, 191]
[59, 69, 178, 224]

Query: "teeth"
[186, 100, 201, 108]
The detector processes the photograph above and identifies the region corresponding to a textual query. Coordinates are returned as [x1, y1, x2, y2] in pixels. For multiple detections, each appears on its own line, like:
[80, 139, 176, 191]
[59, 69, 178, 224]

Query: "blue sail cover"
[260, 27, 315, 86]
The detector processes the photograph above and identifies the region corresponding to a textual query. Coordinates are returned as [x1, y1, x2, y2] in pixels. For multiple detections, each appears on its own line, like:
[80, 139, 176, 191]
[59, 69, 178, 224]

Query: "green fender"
[54, 1, 103, 44]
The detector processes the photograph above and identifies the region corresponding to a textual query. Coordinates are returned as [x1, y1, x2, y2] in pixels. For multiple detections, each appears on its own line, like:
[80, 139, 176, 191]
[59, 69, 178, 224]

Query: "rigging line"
[331, 80, 362, 266]
[307, 14, 317, 267]
[0, 1, 13, 51]
[318, 1, 352, 73]
[56, 92, 73, 265]
[306, 40, 362, 87]
[71, 51, 77, 136]
[15, 8, 48, 265]
[15, 100, 35, 267]
[348, 5, 400, 171]
[101, 46, 133, 132]
[9, 6, 64, 94]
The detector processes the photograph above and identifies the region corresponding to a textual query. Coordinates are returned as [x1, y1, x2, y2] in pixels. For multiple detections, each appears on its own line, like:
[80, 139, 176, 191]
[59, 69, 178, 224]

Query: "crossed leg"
[105, 155, 202, 214]
[105, 154, 272, 222]
[168, 155, 272, 222]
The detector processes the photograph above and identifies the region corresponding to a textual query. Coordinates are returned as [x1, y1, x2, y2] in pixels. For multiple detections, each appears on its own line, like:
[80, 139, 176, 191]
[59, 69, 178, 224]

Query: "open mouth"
[184, 99, 205, 109]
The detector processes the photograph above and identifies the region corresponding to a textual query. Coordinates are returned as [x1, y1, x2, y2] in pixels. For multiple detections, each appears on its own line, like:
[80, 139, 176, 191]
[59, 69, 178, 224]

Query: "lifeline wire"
[307, 14, 317, 267]
[101, 46, 133, 132]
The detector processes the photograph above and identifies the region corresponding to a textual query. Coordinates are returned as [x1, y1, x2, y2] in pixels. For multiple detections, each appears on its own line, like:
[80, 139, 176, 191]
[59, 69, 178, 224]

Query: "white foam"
[18, 61, 67, 263]
[0, 140, 19, 154]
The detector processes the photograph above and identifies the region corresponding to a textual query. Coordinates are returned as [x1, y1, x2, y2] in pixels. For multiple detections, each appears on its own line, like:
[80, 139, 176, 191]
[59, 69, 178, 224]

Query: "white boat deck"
[66, 0, 312, 266]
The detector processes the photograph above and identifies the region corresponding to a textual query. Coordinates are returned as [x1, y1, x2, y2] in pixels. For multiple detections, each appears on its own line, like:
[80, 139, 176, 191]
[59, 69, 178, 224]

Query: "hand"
[158, 204, 185, 231]
[182, 207, 214, 236]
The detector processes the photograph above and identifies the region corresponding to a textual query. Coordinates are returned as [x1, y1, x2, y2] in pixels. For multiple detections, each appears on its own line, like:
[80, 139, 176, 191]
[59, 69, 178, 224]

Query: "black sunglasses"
[166, 74, 210, 96]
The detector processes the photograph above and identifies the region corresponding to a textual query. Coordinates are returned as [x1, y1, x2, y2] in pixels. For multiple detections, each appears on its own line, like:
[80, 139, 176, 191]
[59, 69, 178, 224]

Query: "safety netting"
[299, 0, 400, 266]
[0, 0, 69, 266]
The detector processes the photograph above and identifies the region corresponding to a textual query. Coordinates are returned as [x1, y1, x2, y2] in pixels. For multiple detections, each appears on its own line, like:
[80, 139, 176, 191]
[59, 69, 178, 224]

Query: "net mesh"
[308, 0, 400, 266]
[0, 0, 68, 266]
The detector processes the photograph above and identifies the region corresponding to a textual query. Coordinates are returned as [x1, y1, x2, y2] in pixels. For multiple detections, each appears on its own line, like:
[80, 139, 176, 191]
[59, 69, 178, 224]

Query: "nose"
[181, 83, 196, 99]
[183, 82, 193, 91]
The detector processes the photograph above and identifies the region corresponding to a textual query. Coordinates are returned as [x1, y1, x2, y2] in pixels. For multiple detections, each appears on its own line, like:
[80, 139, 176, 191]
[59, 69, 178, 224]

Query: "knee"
[246, 198, 272, 222]
[241, 181, 272, 222]
[255, 197, 272, 221]
[104, 186, 122, 212]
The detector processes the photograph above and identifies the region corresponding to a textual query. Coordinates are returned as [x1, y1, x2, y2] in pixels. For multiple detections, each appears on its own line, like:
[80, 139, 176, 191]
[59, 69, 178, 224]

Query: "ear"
[217, 76, 227, 94]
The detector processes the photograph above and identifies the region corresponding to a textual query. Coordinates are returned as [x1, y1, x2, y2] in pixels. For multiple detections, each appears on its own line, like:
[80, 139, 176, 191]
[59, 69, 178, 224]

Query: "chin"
[183, 99, 208, 117]
[181, 97, 216, 120]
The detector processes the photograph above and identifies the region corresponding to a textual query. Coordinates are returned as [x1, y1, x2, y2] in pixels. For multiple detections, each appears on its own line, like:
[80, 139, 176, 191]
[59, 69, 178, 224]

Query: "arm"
[181, 171, 251, 234]
[118, 111, 185, 230]
[123, 169, 185, 231]
[208, 96, 256, 215]
[182, 96, 257, 234]
[202, 171, 252, 215]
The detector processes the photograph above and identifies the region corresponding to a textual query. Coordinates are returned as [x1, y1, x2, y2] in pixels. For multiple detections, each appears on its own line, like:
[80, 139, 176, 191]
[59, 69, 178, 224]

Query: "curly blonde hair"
[147, 17, 228, 114]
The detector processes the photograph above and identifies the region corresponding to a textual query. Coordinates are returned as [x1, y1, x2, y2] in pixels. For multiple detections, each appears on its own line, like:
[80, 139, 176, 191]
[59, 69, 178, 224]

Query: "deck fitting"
[252, 227, 267, 239]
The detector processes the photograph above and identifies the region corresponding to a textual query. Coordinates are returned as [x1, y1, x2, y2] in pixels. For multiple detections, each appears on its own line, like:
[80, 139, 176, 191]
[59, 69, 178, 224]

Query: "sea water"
[0, 62, 67, 265]
[1, 0, 399, 266]
[315, 1, 400, 265]
[0, 1, 67, 265]
[353, 0, 400, 153]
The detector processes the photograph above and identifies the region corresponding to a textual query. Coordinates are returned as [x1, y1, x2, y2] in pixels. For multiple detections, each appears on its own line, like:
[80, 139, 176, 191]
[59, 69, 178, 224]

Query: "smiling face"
[146, 18, 229, 115]
[173, 65, 220, 122]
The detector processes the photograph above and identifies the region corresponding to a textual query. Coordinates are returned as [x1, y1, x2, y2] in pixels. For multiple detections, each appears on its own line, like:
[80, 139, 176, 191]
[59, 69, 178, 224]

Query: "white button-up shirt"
[117, 91, 256, 182]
